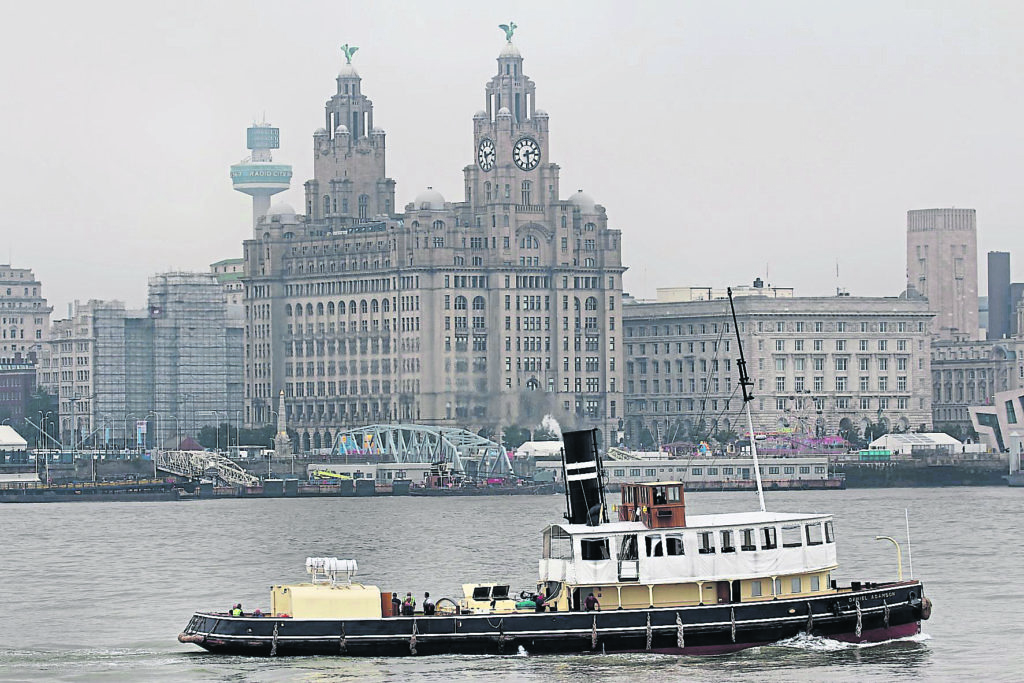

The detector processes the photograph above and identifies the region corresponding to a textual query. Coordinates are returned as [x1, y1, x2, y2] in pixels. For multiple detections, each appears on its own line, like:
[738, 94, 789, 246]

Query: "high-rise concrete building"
[41, 273, 242, 449]
[242, 33, 625, 450]
[986, 251, 1011, 340]
[906, 208, 978, 340]
[0, 264, 52, 362]
[622, 287, 935, 447]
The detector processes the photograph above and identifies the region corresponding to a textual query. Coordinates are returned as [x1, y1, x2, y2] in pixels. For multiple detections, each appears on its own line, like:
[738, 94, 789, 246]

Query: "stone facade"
[906, 208, 979, 340]
[930, 338, 1024, 427]
[622, 291, 935, 448]
[242, 38, 625, 450]
[0, 264, 51, 362]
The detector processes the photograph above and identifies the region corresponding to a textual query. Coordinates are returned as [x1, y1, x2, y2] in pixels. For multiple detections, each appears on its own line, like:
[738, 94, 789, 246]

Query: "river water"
[0, 487, 1019, 681]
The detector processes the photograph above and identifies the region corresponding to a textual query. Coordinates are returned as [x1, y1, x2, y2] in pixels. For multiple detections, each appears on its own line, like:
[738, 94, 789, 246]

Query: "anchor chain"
[410, 619, 418, 655]
[730, 608, 737, 643]
[883, 600, 890, 629]
[806, 601, 814, 634]
[855, 599, 863, 638]
[270, 622, 279, 657]
[676, 613, 685, 650]
[645, 613, 652, 651]
[591, 615, 598, 650]
[339, 622, 347, 654]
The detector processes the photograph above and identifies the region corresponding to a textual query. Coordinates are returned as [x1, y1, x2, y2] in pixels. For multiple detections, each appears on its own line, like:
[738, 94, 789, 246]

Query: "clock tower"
[464, 30, 560, 221]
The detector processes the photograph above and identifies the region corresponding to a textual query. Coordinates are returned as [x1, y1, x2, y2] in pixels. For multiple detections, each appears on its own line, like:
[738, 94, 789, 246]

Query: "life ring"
[920, 596, 932, 620]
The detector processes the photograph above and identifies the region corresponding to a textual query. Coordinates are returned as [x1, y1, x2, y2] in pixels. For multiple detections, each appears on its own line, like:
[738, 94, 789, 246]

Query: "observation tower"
[230, 122, 293, 227]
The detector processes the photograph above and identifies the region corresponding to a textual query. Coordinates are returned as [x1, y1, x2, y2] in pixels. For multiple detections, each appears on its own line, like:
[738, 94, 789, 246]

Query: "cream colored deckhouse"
[242, 34, 625, 450]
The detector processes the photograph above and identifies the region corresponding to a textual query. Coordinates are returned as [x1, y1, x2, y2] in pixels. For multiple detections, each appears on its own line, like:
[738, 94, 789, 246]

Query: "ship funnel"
[561, 428, 608, 526]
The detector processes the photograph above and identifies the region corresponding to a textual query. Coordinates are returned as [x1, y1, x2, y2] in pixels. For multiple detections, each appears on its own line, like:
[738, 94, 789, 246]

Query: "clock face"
[513, 137, 541, 171]
[477, 138, 496, 172]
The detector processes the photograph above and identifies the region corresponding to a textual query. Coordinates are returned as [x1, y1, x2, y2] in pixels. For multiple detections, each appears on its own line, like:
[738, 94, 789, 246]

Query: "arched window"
[306, 303, 314, 316]
[360, 299, 368, 314]
[323, 195, 330, 216]
[454, 296, 468, 310]
[584, 257, 595, 267]
[327, 302, 335, 315]
[454, 255, 465, 265]
[521, 180, 532, 205]
[472, 296, 486, 310]
[371, 299, 379, 313]
[585, 296, 598, 311]
[295, 304, 303, 317]
[574, 297, 581, 311]
[585, 222, 596, 232]
[433, 220, 445, 231]
[561, 215, 567, 228]
[349, 301, 357, 315]
[316, 302, 324, 315]
[358, 194, 369, 220]
[382, 299, 390, 313]
[485, 182, 491, 201]
[412, 220, 420, 229]
[285, 304, 293, 316]
[503, 214, 509, 227]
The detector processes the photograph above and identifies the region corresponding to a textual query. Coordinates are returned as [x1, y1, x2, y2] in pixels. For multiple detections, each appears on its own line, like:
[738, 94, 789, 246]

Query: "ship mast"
[728, 288, 767, 513]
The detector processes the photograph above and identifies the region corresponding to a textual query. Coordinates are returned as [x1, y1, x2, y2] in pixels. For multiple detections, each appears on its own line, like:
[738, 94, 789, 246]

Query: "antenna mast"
[728, 288, 766, 512]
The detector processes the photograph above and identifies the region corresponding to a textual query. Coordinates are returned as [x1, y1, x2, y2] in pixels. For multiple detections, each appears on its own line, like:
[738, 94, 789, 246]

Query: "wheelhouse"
[539, 481, 839, 611]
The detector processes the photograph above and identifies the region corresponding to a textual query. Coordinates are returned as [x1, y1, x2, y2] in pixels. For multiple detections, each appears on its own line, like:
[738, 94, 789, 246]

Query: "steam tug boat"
[178, 427, 930, 657]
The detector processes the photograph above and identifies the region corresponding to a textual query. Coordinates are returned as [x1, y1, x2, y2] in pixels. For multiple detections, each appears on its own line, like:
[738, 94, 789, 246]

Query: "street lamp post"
[167, 414, 180, 450]
[124, 413, 135, 453]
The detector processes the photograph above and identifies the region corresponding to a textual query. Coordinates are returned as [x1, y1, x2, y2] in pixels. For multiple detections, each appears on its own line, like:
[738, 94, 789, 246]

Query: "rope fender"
[854, 599, 863, 638]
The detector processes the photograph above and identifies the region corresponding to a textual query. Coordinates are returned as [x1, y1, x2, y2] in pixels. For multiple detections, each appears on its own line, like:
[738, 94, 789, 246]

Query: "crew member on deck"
[534, 590, 546, 612]
[584, 592, 600, 612]
[423, 592, 435, 615]
[403, 592, 416, 616]
[392, 592, 402, 616]
[231, 603, 243, 617]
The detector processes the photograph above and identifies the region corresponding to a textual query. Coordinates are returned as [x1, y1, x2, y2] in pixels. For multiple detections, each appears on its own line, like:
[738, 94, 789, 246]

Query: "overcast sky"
[3, 1, 1023, 314]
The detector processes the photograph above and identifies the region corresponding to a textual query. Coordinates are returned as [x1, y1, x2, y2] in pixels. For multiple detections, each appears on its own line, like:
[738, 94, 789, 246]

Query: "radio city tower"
[230, 121, 293, 226]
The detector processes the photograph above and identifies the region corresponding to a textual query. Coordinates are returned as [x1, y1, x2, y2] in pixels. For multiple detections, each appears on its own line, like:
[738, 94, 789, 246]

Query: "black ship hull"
[179, 581, 927, 657]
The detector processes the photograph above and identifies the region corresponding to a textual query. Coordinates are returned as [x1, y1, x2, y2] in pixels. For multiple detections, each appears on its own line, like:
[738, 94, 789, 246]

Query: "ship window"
[580, 538, 611, 561]
[774, 578, 783, 595]
[782, 525, 802, 548]
[750, 580, 762, 597]
[806, 523, 824, 546]
[645, 534, 664, 557]
[740, 528, 756, 551]
[811, 575, 821, 591]
[824, 521, 835, 543]
[720, 530, 735, 553]
[698, 531, 715, 554]
[665, 534, 684, 556]
[761, 527, 777, 550]
[791, 577, 802, 594]
[544, 526, 573, 560]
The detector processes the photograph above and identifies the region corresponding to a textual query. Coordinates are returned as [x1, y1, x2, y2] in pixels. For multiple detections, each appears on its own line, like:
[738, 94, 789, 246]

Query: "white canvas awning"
[0, 425, 28, 450]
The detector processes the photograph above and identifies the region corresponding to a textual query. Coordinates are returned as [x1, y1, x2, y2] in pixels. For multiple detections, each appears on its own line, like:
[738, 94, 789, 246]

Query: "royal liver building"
[242, 30, 625, 450]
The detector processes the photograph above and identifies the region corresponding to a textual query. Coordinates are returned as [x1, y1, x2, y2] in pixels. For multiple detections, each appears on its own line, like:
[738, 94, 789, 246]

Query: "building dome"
[568, 189, 597, 213]
[499, 42, 521, 59]
[334, 124, 349, 135]
[337, 62, 360, 79]
[496, 106, 512, 118]
[413, 187, 445, 211]
[534, 109, 549, 118]
[371, 127, 385, 135]
[314, 127, 328, 136]
[473, 110, 488, 119]
[266, 202, 297, 220]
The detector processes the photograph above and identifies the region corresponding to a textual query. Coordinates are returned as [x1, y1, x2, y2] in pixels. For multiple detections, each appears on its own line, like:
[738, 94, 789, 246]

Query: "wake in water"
[768, 631, 932, 652]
